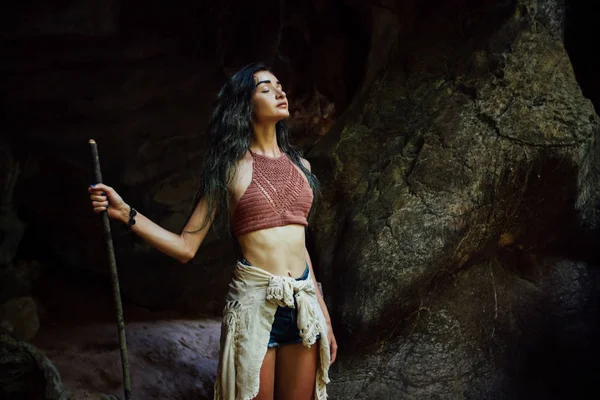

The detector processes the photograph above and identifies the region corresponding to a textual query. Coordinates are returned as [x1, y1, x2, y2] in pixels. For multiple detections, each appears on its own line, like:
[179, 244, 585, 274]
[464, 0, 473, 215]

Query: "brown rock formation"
[1, 0, 599, 398]
[309, 0, 600, 398]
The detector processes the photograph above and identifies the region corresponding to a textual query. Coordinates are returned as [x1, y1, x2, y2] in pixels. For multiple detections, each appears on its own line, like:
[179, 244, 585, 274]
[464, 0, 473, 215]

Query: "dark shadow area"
[0, 0, 371, 321]
[565, 0, 600, 114]
[491, 153, 600, 399]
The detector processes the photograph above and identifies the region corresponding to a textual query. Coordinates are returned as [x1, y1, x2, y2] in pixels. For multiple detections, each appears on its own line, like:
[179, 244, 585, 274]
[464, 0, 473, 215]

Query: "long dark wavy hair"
[187, 62, 320, 235]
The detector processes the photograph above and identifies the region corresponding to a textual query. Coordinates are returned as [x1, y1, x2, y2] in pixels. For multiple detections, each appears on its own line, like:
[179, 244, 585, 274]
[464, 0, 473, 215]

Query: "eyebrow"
[255, 79, 281, 87]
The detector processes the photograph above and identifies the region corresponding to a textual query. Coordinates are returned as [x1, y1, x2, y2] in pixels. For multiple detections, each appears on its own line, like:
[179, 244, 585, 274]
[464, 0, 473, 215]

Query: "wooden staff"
[89, 139, 132, 400]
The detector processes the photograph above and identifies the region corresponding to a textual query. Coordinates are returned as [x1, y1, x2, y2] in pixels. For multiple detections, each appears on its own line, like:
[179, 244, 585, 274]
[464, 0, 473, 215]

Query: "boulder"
[310, 0, 600, 398]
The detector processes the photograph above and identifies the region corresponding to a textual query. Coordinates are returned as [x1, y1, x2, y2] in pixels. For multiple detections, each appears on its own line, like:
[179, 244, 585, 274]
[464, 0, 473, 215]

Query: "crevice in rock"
[564, 1, 600, 114]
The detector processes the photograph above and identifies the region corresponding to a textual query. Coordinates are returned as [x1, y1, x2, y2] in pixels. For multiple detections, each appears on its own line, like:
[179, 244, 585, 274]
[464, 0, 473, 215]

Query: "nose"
[275, 87, 286, 99]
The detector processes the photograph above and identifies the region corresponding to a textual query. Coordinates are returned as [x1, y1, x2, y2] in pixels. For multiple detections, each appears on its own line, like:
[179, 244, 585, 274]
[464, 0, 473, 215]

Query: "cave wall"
[1, 0, 369, 315]
[1, 0, 599, 399]
[310, 0, 600, 398]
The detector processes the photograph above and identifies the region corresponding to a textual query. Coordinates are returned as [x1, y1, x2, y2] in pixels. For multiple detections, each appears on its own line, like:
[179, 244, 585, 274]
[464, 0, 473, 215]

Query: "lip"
[276, 102, 288, 108]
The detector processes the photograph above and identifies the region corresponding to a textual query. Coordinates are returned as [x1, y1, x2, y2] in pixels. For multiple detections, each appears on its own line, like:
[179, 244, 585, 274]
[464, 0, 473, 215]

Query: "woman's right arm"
[88, 183, 213, 263]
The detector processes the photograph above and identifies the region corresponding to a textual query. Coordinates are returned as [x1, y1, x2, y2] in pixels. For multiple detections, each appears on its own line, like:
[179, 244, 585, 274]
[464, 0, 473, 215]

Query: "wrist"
[119, 204, 131, 225]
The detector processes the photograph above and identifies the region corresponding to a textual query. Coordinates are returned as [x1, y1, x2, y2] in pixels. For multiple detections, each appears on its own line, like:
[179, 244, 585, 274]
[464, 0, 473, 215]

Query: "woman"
[88, 62, 337, 400]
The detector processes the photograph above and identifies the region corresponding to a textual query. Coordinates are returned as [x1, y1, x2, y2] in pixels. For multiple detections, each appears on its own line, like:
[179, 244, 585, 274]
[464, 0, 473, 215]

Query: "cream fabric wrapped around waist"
[215, 262, 331, 400]
[265, 272, 322, 347]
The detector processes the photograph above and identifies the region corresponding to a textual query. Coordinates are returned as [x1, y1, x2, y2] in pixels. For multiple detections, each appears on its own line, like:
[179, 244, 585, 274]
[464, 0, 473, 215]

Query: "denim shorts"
[239, 258, 310, 348]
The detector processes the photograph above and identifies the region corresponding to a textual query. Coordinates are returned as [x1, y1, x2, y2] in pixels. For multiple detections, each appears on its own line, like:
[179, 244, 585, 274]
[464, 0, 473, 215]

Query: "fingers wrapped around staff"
[88, 184, 111, 213]
[90, 194, 109, 213]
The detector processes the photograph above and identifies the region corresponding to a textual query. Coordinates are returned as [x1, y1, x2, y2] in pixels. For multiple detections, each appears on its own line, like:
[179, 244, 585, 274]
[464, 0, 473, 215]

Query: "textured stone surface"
[32, 274, 220, 400]
[0, 331, 67, 400]
[0, 0, 599, 399]
[309, 0, 600, 398]
[35, 319, 220, 400]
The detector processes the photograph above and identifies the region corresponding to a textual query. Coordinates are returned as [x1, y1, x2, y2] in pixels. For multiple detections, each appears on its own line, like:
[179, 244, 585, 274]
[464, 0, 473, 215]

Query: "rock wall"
[310, 0, 600, 398]
[0, 0, 599, 398]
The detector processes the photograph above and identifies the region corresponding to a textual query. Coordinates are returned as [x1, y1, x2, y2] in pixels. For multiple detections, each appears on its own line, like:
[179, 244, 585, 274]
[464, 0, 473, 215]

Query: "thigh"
[254, 347, 276, 400]
[275, 342, 318, 400]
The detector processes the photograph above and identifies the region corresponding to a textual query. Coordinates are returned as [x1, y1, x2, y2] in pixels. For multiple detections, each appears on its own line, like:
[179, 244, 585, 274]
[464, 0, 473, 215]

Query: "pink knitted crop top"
[231, 150, 314, 237]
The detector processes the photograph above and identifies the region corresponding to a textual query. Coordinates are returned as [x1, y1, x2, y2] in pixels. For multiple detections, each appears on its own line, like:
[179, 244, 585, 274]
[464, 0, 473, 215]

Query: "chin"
[275, 111, 290, 120]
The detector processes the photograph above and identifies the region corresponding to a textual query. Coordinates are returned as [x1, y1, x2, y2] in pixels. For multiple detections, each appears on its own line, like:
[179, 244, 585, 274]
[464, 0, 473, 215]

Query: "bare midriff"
[237, 224, 307, 278]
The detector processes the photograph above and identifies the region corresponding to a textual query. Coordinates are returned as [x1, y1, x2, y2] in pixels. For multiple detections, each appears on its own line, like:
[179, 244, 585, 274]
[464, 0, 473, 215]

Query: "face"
[251, 70, 289, 123]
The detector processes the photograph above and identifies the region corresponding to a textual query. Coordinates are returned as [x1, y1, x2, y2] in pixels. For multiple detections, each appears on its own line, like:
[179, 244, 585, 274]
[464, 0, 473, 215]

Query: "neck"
[250, 122, 280, 156]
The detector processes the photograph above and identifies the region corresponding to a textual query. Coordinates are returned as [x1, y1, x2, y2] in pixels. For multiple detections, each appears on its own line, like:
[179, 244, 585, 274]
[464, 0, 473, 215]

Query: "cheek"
[252, 96, 271, 118]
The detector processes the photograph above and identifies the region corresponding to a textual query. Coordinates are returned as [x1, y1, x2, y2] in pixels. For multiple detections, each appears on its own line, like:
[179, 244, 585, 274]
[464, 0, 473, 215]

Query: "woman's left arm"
[305, 248, 338, 365]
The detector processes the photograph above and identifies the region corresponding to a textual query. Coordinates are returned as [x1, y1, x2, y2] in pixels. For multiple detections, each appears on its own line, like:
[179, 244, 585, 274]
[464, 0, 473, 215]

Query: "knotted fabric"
[214, 262, 330, 400]
[266, 275, 323, 346]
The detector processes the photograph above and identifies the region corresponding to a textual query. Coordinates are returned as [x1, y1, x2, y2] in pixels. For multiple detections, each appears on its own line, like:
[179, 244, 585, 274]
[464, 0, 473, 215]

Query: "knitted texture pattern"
[231, 151, 313, 237]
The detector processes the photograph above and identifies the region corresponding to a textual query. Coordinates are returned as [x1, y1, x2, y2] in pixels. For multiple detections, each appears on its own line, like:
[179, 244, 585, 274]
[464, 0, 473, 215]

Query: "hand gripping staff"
[89, 139, 132, 400]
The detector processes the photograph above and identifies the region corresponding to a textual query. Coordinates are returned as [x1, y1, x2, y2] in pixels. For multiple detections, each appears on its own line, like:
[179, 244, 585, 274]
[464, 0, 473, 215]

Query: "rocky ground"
[32, 271, 221, 400]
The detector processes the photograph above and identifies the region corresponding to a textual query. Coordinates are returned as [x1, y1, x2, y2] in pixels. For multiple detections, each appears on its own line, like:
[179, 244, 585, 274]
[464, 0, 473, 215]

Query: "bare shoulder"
[231, 153, 252, 184]
[300, 157, 311, 172]
[229, 152, 253, 201]
[237, 152, 253, 173]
